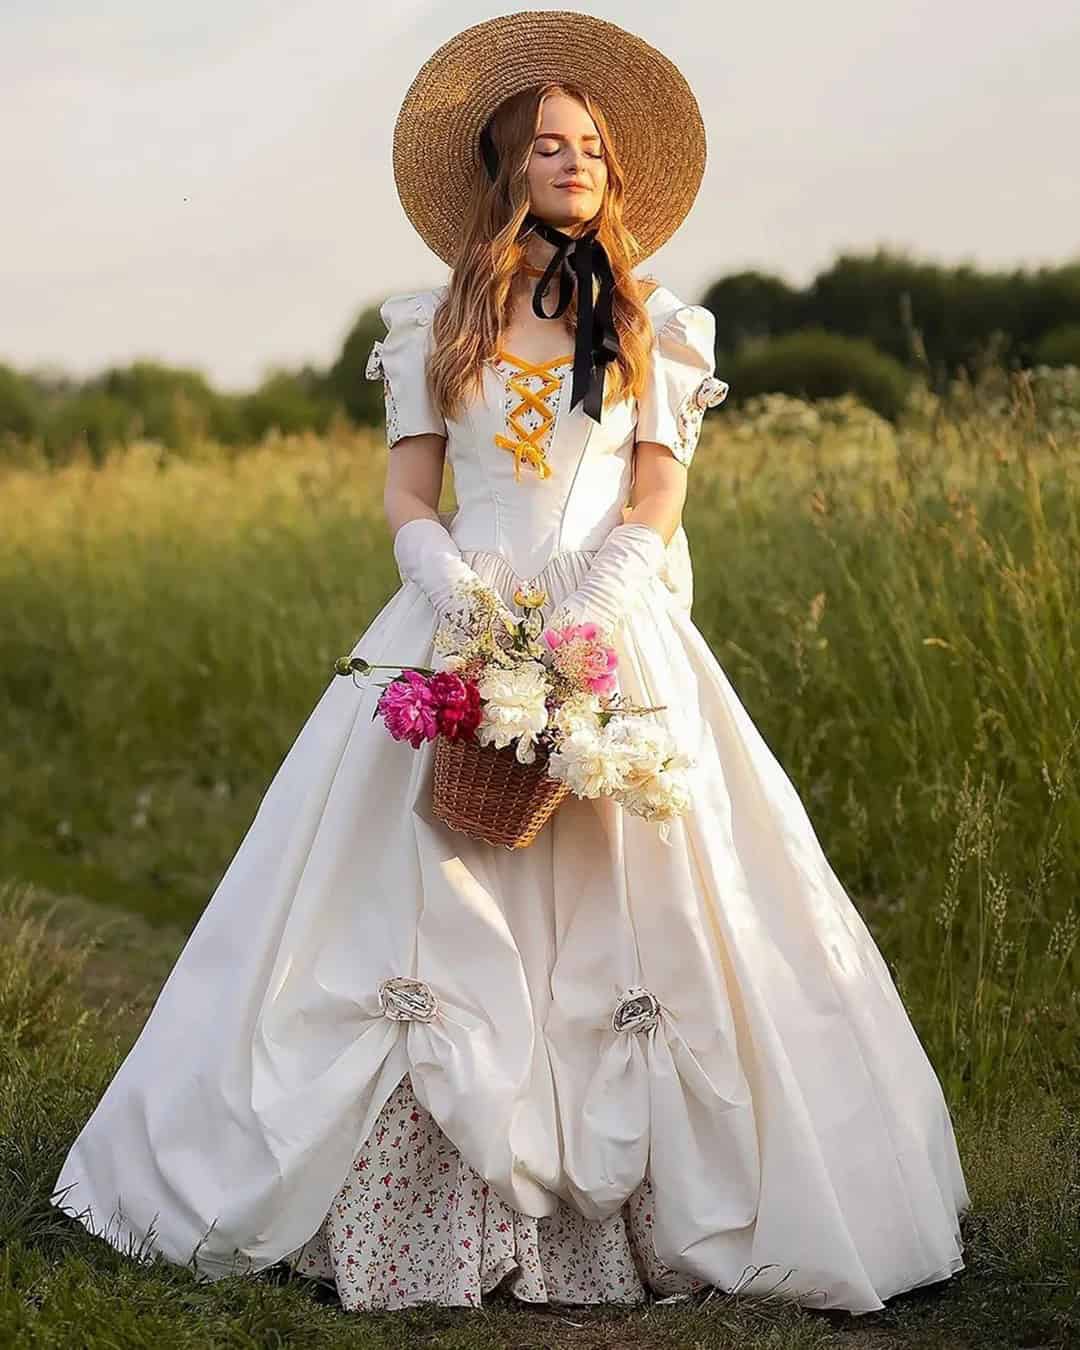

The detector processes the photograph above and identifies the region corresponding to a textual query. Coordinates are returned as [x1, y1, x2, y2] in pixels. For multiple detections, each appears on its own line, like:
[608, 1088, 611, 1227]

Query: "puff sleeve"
[365, 289, 447, 448]
[635, 300, 729, 468]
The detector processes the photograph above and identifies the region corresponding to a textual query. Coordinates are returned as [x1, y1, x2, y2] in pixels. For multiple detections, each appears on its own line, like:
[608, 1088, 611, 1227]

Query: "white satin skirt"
[50, 541, 968, 1313]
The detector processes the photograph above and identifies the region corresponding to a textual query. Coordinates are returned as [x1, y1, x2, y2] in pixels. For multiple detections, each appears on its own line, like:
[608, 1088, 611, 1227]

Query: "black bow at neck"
[522, 213, 619, 425]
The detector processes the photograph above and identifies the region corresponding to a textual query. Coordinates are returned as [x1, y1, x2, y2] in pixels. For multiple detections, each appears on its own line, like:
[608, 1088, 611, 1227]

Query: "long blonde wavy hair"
[427, 83, 657, 423]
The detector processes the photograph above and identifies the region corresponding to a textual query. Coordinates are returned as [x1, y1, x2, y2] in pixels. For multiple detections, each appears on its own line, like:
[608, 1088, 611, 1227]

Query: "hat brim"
[392, 11, 707, 267]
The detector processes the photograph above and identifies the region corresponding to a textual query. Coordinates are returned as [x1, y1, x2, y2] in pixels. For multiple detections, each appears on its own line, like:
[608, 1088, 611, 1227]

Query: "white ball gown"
[51, 282, 969, 1313]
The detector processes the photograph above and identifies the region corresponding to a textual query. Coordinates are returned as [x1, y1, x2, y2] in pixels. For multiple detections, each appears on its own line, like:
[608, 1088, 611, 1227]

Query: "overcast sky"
[3, 0, 1079, 391]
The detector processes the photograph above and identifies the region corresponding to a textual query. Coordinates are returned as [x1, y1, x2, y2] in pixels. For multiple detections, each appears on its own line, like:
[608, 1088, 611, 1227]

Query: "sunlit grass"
[2, 377, 1079, 1344]
[1, 878, 1075, 1349]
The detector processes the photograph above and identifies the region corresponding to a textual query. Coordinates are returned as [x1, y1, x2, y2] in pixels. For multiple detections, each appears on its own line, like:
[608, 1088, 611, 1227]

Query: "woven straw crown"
[391, 10, 707, 267]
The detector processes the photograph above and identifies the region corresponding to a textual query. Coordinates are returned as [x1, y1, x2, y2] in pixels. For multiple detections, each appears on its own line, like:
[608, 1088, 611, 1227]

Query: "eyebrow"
[534, 131, 601, 143]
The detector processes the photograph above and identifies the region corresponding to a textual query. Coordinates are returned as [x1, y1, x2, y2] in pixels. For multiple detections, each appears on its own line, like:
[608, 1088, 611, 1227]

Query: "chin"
[538, 201, 600, 230]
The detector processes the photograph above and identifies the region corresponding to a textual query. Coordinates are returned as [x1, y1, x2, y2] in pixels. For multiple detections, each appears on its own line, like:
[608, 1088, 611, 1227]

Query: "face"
[525, 93, 608, 231]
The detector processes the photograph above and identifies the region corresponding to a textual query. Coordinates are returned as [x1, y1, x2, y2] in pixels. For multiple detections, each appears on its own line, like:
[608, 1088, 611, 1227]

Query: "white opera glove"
[547, 523, 669, 639]
[392, 516, 511, 624]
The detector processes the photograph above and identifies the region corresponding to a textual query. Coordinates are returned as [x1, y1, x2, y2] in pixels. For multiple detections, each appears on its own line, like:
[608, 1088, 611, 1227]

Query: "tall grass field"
[2, 377, 1077, 1348]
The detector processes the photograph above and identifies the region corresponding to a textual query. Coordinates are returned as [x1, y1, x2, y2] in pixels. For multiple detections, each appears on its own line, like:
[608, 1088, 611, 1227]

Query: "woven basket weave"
[432, 734, 571, 850]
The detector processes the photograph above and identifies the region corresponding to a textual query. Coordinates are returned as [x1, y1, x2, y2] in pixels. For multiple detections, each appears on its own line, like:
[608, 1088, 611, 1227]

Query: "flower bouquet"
[334, 576, 694, 849]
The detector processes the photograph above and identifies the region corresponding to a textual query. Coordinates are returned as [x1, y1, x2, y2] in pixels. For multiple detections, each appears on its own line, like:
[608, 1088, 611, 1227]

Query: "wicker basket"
[432, 734, 571, 850]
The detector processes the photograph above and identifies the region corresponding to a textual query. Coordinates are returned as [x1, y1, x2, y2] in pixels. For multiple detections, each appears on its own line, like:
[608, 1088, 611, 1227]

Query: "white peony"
[476, 660, 550, 764]
[544, 706, 696, 835]
[602, 717, 696, 841]
[615, 739, 695, 849]
[617, 761, 694, 823]
[546, 725, 627, 798]
[599, 716, 674, 786]
[550, 691, 603, 737]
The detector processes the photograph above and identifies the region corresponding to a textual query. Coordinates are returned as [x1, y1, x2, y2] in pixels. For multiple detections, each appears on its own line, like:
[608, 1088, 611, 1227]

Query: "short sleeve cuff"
[635, 301, 728, 467]
[369, 289, 448, 447]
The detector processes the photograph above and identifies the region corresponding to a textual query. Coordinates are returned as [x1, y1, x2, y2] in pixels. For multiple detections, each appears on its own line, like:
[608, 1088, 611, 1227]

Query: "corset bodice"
[367, 279, 730, 601]
[444, 344, 642, 581]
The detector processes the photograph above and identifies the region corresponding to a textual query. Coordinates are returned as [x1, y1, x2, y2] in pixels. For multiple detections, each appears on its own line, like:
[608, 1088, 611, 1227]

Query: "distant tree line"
[0, 304, 387, 466]
[3, 248, 1079, 463]
[707, 249, 1080, 374]
[710, 249, 1080, 418]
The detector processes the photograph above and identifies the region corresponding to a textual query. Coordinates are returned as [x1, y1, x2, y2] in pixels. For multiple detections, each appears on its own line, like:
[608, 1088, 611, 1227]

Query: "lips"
[557, 184, 590, 192]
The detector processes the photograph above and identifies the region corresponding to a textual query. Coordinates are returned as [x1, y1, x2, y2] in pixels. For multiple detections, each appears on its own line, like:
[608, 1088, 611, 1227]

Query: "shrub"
[0, 364, 43, 464]
[1035, 323, 1080, 368]
[702, 270, 805, 356]
[726, 328, 913, 421]
[41, 390, 137, 466]
[98, 361, 221, 448]
[240, 369, 338, 440]
[0, 364, 41, 444]
[326, 303, 387, 427]
[803, 249, 1080, 377]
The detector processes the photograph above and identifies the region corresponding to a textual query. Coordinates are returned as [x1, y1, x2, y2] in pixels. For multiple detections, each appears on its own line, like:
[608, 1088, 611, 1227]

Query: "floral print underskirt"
[282, 1073, 708, 1311]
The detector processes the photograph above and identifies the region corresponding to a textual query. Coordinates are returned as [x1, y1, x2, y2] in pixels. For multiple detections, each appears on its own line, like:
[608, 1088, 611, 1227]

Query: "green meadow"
[1, 375, 1077, 1347]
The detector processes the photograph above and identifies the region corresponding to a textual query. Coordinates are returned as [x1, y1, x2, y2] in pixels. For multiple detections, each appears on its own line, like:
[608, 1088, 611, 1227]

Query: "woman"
[51, 12, 968, 1315]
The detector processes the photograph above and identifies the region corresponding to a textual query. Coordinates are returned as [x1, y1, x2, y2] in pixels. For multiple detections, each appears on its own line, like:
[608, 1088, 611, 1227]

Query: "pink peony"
[377, 670, 439, 748]
[542, 620, 601, 650]
[584, 663, 618, 695]
[582, 644, 618, 689]
[435, 677, 483, 742]
[428, 671, 469, 709]
[541, 622, 618, 695]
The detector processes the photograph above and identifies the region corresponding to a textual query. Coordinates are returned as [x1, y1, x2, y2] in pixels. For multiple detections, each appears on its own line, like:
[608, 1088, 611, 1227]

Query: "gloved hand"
[546, 522, 669, 639]
[392, 516, 514, 627]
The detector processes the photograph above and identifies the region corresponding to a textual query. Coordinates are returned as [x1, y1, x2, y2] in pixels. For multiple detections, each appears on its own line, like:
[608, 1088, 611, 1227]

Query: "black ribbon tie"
[525, 214, 619, 425]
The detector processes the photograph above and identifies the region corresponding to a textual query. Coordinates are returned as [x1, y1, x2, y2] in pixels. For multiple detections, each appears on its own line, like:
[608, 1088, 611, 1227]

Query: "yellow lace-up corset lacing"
[493, 349, 574, 481]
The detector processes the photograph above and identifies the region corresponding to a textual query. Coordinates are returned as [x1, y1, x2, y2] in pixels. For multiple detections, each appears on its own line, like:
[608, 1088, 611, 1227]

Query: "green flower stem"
[335, 657, 436, 677]
[597, 703, 668, 727]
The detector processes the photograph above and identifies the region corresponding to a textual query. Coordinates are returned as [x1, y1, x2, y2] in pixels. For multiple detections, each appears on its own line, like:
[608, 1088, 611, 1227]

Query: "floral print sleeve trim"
[671, 371, 730, 466]
[365, 340, 402, 449]
[368, 290, 447, 449]
[635, 299, 728, 470]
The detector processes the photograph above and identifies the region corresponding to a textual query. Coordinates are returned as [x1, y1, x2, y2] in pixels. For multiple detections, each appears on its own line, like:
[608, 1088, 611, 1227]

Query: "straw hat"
[391, 10, 707, 267]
